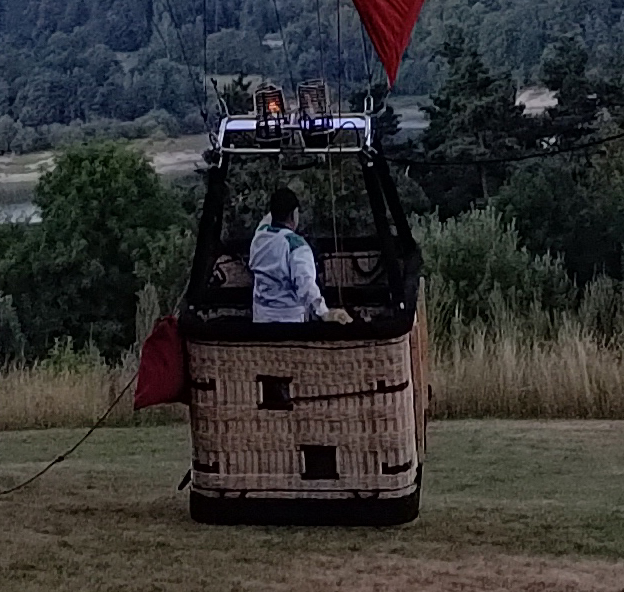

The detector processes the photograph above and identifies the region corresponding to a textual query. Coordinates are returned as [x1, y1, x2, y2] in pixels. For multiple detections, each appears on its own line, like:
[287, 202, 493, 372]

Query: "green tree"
[0, 292, 26, 364]
[349, 83, 400, 140]
[496, 137, 624, 283]
[0, 114, 16, 152]
[0, 142, 187, 357]
[16, 71, 76, 126]
[423, 27, 526, 160]
[418, 27, 531, 217]
[539, 34, 599, 143]
[11, 123, 40, 154]
[411, 206, 576, 343]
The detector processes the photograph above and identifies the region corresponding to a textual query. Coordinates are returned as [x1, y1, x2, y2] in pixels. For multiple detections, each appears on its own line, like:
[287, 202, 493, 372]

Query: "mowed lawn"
[1, 421, 624, 592]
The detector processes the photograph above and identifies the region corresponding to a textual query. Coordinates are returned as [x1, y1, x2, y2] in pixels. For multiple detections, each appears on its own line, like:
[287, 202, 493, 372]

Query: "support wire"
[271, 0, 297, 97]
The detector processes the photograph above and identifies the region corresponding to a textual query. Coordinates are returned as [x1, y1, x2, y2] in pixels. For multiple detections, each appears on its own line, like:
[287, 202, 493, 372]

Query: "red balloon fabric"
[134, 316, 190, 410]
[353, 0, 426, 87]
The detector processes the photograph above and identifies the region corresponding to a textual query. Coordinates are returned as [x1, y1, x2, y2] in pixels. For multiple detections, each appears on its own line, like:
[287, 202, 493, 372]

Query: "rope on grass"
[0, 371, 138, 496]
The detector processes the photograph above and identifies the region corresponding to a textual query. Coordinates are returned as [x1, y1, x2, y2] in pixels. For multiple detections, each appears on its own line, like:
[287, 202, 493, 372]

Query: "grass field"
[1, 421, 624, 591]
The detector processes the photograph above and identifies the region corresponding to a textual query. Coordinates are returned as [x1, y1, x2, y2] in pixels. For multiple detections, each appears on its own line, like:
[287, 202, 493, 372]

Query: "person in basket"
[249, 187, 352, 325]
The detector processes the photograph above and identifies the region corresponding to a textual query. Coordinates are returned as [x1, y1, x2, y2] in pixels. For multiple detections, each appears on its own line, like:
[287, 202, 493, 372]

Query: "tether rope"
[386, 130, 624, 168]
[202, 0, 209, 117]
[360, 22, 373, 90]
[0, 276, 191, 498]
[0, 371, 138, 496]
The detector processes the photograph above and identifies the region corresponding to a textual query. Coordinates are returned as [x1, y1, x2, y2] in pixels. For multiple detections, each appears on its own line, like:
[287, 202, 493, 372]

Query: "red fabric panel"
[352, 0, 426, 86]
[134, 316, 190, 410]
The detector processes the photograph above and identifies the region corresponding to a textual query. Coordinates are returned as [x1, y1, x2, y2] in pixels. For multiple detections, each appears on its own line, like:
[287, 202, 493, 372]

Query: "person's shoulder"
[285, 232, 309, 253]
[256, 213, 273, 232]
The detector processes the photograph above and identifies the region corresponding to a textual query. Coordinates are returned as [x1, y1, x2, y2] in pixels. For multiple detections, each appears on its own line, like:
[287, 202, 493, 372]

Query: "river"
[0, 202, 41, 224]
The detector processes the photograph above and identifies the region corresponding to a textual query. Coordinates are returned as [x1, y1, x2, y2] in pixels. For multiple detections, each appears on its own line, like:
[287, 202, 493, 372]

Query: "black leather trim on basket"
[179, 309, 414, 343]
[193, 286, 391, 309]
[179, 236, 422, 343]
[382, 460, 413, 475]
[291, 380, 410, 403]
[193, 460, 220, 474]
[190, 379, 217, 391]
[188, 488, 421, 526]
[191, 482, 417, 494]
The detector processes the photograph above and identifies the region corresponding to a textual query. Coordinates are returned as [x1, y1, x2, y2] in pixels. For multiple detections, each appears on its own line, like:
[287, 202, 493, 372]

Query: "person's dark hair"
[270, 187, 299, 222]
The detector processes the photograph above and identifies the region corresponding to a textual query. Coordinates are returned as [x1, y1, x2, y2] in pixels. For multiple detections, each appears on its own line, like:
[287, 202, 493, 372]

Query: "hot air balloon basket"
[186, 331, 423, 526]
[180, 240, 428, 526]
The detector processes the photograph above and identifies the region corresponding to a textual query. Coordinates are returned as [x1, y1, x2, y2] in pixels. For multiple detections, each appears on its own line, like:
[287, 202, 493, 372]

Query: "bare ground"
[1, 421, 624, 592]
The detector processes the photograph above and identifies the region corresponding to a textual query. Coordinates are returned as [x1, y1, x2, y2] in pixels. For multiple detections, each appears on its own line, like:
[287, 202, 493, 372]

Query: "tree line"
[3, 4, 624, 362]
[2, 0, 624, 152]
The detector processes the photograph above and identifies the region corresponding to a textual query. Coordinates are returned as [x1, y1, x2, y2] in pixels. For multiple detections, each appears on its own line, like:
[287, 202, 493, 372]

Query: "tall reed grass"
[0, 359, 187, 431]
[429, 273, 624, 419]
[2, 243, 624, 429]
[432, 320, 624, 419]
[0, 285, 185, 431]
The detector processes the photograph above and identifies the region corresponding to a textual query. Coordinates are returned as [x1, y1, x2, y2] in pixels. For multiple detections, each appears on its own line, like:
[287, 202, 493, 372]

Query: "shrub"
[411, 206, 576, 345]
[41, 336, 105, 374]
[0, 293, 26, 364]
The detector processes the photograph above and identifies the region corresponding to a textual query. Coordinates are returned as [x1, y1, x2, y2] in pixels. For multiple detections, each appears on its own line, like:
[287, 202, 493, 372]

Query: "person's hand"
[321, 309, 353, 325]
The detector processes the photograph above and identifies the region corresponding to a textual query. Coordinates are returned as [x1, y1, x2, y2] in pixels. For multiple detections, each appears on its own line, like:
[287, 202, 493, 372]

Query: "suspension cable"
[203, 0, 209, 117]
[271, 0, 297, 97]
[160, 0, 208, 126]
[336, 0, 342, 116]
[386, 130, 624, 168]
[335, 0, 345, 305]
[327, 154, 343, 306]
[315, 0, 326, 82]
[360, 22, 373, 90]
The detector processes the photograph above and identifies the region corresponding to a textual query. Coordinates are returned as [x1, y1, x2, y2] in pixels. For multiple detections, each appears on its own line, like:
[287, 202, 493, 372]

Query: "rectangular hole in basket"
[381, 460, 412, 476]
[193, 460, 220, 474]
[257, 375, 294, 410]
[301, 445, 339, 480]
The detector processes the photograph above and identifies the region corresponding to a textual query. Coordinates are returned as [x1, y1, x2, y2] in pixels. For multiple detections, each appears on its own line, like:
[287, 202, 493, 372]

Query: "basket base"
[189, 486, 421, 527]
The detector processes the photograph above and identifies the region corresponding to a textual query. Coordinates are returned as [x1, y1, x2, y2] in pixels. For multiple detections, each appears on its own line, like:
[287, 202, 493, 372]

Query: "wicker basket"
[184, 276, 428, 526]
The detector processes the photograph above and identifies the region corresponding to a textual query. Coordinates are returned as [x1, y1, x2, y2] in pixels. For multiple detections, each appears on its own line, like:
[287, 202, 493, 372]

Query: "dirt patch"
[281, 553, 624, 592]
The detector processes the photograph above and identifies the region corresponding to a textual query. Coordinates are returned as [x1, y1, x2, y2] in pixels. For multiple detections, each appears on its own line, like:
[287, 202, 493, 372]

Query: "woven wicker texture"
[188, 333, 418, 498]
[211, 251, 387, 290]
[320, 252, 385, 287]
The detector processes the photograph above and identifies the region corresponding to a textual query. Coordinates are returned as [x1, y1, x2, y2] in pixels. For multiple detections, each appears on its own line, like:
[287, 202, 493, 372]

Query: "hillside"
[0, 0, 623, 150]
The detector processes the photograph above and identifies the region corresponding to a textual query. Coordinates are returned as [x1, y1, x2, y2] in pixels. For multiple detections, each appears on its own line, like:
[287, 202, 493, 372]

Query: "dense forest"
[2, 0, 624, 152]
[4, 0, 624, 362]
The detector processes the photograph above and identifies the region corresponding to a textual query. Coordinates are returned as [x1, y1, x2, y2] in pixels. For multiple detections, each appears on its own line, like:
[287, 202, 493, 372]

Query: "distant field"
[1, 421, 623, 591]
[0, 86, 558, 210]
[0, 135, 209, 214]
[0, 182, 35, 206]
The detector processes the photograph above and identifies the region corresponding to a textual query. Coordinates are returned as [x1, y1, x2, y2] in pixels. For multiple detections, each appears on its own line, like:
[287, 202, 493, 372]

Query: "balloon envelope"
[352, 0, 426, 86]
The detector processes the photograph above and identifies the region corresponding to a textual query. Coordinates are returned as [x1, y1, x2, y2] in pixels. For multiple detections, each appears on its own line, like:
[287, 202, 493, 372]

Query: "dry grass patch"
[432, 328, 624, 419]
[0, 365, 185, 430]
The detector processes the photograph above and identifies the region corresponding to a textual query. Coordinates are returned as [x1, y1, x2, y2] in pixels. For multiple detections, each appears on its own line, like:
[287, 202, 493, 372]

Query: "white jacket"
[249, 214, 329, 323]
